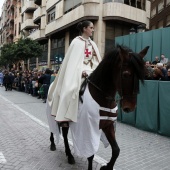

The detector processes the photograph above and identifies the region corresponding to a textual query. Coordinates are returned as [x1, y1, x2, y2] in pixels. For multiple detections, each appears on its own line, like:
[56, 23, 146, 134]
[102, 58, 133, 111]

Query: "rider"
[47, 20, 101, 126]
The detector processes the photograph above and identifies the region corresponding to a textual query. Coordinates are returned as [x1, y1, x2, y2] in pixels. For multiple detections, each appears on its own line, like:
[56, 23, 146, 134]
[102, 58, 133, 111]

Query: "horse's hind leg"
[50, 132, 56, 151]
[87, 155, 94, 170]
[62, 127, 75, 164]
[100, 122, 120, 170]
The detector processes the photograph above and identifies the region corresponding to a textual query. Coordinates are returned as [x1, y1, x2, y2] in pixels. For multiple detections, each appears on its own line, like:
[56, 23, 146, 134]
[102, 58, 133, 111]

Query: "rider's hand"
[82, 71, 88, 78]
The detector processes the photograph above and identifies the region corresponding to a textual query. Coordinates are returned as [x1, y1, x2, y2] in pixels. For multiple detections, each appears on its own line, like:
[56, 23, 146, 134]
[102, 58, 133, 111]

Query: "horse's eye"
[122, 71, 131, 79]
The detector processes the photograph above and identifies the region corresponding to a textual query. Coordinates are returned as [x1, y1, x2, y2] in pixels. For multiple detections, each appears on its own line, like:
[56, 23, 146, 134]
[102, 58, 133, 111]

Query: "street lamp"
[137, 24, 146, 33]
[129, 28, 136, 34]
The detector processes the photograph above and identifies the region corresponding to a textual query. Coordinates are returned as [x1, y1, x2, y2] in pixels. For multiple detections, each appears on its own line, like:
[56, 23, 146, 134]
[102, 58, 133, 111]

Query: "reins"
[79, 77, 118, 103]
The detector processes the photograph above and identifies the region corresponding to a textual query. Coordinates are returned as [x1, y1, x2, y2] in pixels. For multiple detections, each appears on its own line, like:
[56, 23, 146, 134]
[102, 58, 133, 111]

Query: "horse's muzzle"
[120, 97, 137, 113]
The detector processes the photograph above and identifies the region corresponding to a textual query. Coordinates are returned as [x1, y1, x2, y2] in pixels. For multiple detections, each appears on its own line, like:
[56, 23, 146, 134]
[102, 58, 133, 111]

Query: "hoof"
[50, 144, 56, 151]
[68, 155, 75, 164]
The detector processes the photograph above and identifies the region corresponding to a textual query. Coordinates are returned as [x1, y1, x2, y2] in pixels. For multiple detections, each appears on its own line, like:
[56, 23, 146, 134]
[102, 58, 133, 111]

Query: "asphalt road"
[0, 87, 170, 170]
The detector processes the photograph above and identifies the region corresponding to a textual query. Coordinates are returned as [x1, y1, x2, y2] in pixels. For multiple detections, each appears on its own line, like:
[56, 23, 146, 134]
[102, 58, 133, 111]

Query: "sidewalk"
[0, 93, 102, 170]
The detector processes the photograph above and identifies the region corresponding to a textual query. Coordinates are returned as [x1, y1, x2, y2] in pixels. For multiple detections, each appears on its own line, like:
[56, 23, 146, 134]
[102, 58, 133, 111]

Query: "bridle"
[118, 57, 139, 99]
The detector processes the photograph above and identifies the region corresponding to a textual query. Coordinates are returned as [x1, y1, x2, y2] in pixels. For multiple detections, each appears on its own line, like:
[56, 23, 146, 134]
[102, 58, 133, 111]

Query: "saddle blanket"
[70, 85, 109, 157]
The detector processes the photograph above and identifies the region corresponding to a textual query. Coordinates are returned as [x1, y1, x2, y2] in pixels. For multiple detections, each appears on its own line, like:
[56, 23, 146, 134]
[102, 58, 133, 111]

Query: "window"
[166, 0, 170, 6]
[166, 15, 170, 26]
[103, 0, 112, 3]
[158, 20, 163, 28]
[151, 25, 156, 30]
[51, 37, 65, 64]
[15, 24, 17, 36]
[64, 0, 82, 14]
[22, 0, 24, 7]
[47, 8, 55, 24]
[158, 0, 164, 13]
[21, 14, 24, 23]
[51, 39, 57, 49]
[151, 7, 156, 18]
[18, 23, 21, 35]
[114, 0, 124, 3]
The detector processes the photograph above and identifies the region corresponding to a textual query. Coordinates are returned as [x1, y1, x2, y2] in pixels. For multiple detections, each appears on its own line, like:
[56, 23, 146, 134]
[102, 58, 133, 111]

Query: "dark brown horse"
[49, 45, 149, 170]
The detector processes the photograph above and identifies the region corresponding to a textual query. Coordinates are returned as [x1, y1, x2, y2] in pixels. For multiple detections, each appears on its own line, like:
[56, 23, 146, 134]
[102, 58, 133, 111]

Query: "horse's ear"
[139, 46, 149, 58]
[118, 45, 128, 61]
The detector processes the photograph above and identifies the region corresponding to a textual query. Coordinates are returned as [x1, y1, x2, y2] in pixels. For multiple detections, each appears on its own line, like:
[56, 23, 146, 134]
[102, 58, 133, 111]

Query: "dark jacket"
[3, 74, 11, 84]
[39, 74, 51, 85]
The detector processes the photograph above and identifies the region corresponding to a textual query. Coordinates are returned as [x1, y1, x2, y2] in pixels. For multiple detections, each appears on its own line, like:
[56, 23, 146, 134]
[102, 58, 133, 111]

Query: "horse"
[47, 45, 149, 170]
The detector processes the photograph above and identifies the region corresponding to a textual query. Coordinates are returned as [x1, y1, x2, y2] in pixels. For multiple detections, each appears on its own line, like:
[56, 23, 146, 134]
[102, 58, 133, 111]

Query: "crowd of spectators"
[0, 68, 58, 103]
[145, 54, 170, 81]
[0, 54, 170, 99]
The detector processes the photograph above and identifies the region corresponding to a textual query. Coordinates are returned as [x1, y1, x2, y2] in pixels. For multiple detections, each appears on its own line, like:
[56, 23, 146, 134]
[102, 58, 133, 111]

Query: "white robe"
[47, 36, 101, 122]
[70, 85, 101, 157]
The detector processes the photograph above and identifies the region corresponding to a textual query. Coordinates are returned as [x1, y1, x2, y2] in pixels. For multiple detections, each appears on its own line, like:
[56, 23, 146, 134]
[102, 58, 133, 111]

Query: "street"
[0, 87, 170, 170]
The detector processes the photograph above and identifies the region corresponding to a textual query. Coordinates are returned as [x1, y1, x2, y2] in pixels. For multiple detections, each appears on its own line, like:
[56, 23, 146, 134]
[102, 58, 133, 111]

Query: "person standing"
[47, 20, 102, 126]
[50, 70, 58, 84]
[145, 61, 153, 80]
[39, 69, 51, 103]
[0, 70, 4, 87]
[152, 56, 160, 65]
[160, 54, 168, 65]
[8, 72, 15, 90]
[157, 63, 167, 78]
[3, 71, 11, 91]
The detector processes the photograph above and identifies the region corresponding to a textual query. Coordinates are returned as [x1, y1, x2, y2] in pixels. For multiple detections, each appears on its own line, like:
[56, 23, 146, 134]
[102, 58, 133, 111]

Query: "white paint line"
[0, 94, 49, 130]
[0, 94, 114, 168]
[0, 152, 7, 164]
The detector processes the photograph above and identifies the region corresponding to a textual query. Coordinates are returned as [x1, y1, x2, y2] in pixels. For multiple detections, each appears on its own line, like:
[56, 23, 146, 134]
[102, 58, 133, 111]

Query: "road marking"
[0, 152, 7, 164]
[0, 95, 49, 130]
[0, 94, 116, 169]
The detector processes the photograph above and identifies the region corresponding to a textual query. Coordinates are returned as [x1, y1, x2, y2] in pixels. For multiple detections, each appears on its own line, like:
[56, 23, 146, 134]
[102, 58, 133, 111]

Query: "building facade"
[13, 0, 21, 42]
[1, 0, 151, 71]
[150, 0, 170, 29]
[0, 1, 8, 46]
[0, 0, 22, 44]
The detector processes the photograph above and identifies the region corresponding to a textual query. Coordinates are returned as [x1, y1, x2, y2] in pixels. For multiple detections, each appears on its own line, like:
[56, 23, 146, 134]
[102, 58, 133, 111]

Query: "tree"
[0, 43, 17, 68]
[0, 38, 43, 68]
[15, 38, 43, 61]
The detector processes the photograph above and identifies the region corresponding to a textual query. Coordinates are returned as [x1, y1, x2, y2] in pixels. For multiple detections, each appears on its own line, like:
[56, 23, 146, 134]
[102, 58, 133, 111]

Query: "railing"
[103, 0, 146, 10]
[64, 0, 82, 14]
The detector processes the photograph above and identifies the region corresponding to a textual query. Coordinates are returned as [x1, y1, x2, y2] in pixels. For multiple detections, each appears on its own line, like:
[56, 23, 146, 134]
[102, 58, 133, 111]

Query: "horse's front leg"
[50, 132, 56, 151]
[100, 121, 120, 170]
[62, 127, 75, 164]
[87, 155, 94, 170]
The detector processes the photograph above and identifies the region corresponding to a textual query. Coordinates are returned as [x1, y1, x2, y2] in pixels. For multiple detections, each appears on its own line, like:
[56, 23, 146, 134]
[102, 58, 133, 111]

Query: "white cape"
[47, 36, 101, 122]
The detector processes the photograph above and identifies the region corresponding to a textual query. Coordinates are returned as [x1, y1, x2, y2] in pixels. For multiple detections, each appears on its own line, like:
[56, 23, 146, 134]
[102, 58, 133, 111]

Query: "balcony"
[7, 14, 14, 23]
[45, 2, 99, 36]
[103, 2, 147, 25]
[33, 7, 44, 24]
[28, 29, 46, 41]
[22, 1, 37, 14]
[6, 0, 16, 10]
[46, 0, 56, 11]
[21, 19, 38, 30]
[6, 29, 14, 37]
[34, 0, 41, 6]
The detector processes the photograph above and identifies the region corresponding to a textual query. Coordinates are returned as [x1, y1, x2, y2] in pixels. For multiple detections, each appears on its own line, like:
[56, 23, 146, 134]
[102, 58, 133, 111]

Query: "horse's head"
[118, 45, 149, 113]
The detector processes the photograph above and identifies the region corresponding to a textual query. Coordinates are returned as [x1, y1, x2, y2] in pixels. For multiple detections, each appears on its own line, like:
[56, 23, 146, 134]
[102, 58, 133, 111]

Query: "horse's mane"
[89, 45, 145, 91]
